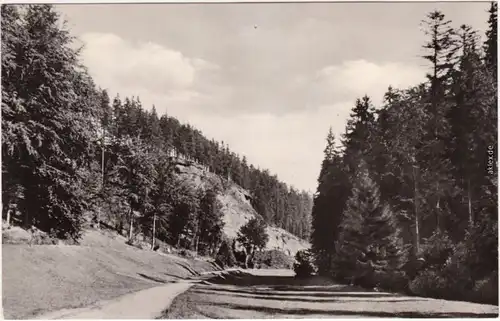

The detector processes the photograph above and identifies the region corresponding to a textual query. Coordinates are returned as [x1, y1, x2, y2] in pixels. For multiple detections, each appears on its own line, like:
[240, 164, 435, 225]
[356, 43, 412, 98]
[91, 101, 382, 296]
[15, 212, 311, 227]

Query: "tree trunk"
[244, 253, 250, 269]
[24, 210, 30, 229]
[151, 213, 156, 250]
[99, 127, 105, 230]
[97, 208, 102, 230]
[412, 165, 420, 255]
[467, 178, 474, 227]
[244, 246, 255, 269]
[128, 209, 134, 242]
[5, 208, 11, 227]
[244, 246, 251, 269]
[435, 182, 441, 232]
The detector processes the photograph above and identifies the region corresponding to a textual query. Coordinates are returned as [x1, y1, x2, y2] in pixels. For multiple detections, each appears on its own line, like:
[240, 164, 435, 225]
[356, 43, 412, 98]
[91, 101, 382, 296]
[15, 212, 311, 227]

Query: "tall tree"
[2, 4, 101, 239]
[237, 217, 269, 268]
[197, 188, 225, 255]
[342, 95, 376, 175]
[311, 128, 349, 275]
[420, 10, 457, 233]
[107, 137, 155, 242]
[484, 1, 498, 75]
[334, 162, 406, 288]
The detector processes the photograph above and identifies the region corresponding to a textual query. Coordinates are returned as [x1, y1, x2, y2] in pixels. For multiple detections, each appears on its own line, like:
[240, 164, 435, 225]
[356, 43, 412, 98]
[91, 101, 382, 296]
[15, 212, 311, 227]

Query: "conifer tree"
[334, 162, 405, 287]
[197, 188, 225, 255]
[2, 4, 101, 239]
[107, 137, 155, 242]
[342, 96, 376, 175]
[484, 2, 498, 75]
[311, 128, 348, 275]
[420, 10, 457, 233]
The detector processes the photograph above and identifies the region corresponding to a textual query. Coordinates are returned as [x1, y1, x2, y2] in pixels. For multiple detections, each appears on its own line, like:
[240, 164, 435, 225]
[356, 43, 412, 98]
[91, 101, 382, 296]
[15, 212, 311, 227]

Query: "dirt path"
[33, 281, 196, 320]
[30, 269, 240, 320]
[165, 269, 499, 318]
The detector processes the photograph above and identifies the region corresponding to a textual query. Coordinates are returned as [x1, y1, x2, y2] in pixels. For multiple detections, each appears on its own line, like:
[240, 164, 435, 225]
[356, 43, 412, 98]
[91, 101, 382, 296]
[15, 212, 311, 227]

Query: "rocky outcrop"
[172, 160, 309, 257]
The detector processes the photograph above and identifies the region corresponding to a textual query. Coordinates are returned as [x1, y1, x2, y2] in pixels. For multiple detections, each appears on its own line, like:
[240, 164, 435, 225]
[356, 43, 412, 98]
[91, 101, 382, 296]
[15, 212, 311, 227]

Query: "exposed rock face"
[172, 159, 310, 257]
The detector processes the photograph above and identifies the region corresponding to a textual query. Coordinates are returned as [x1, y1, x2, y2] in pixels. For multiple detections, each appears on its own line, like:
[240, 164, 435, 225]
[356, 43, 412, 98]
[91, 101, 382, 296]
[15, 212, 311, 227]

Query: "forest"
[1, 3, 312, 258]
[310, 4, 498, 304]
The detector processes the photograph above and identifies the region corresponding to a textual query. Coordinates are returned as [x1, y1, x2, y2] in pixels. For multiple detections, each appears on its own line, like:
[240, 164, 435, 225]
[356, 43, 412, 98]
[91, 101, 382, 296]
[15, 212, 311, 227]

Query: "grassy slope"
[2, 228, 219, 319]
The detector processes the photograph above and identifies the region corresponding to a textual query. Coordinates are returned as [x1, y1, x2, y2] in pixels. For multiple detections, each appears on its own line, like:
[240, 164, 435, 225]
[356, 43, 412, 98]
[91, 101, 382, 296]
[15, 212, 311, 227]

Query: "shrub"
[237, 217, 269, 268]
[294, 249, 317, 278]
[215, 238, 237, 268]
[419, 230, 455, 271]
[409, 268, 449, 298]
[470, 272, 498, 305]
[178, 249, 197, 259]
[231, 239, 249, 268]
[253, 250, 294, 269]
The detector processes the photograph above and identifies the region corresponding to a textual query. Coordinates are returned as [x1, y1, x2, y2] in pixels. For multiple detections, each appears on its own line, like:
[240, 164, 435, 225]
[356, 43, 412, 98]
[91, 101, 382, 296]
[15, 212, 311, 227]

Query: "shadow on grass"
[194, 288, 427, 304]
[209, 274, 306, 287]
[199, 286, 398, 298]
[137, 273, 168, 284]
[197, 300, 498, 318]
[163, 272, 189, 280]
[177, 262, 202, 277]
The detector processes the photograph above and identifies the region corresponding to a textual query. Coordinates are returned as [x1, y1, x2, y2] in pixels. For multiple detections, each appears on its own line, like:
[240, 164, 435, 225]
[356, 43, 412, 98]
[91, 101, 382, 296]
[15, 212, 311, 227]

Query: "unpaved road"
[165, 269, 499, 318]
[33, 281, 195, 319]
[31, 270, 234, 320]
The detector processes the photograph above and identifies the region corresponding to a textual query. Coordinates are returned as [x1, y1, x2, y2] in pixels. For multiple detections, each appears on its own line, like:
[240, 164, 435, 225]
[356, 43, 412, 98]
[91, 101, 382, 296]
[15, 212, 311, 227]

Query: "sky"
[56, 1, 491, 193]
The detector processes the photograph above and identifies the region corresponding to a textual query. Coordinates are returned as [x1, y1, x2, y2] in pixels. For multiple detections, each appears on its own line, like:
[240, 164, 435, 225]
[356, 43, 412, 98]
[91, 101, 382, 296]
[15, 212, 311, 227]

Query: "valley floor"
[164, 269, 499, 319]
[3, 226, 498, 320]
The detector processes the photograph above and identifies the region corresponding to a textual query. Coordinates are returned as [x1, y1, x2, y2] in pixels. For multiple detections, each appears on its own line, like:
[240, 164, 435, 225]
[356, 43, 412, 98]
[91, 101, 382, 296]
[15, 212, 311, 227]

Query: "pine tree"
[197, 188, 225, 255]
[2, 4, 101, 239]
[420, 10, 457, 233]
[334, 162, 406, 288]
[147, 105, 161, 148]
[342, 96, 376, 174]
[107, 137, 155, 243]
[484, 2, 498, 76]
[448, 25, 485, 231]
[311, 128, 350, 275]
[2, 5, 27, 226]
[165, 184, 200, 249]
[421, 10, 458, 94]
[142, 150, 175, 249]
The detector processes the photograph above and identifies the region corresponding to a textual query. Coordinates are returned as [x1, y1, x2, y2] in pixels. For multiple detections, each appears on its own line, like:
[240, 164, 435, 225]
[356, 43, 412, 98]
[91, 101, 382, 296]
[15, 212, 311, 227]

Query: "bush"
[409, 268, 449, 298]
[231, 239, 248, 268]
[419, 230, 455, 271]
[293, 249, 317, 278]
[408, 222, 498, 305]
[237, 217, 270, 268]
[470, 272, 498, 305]
[178, 249, 197, 259]
[253, 250, 294, 269]
[215, 238, 237, 268]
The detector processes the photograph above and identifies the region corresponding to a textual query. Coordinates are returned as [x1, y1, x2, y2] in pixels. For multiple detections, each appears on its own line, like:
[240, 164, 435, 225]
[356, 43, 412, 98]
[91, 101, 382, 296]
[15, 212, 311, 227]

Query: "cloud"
[215, 59, 427, 116]
[77, 32, 427, 191]
[79, 32, 217, 95]
[313, 60, 427, 105]
[184, 101, 355, 193]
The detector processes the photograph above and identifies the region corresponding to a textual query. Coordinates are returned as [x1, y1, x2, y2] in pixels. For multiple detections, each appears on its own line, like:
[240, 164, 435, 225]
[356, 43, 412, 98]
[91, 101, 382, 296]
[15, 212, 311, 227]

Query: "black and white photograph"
[1, 0, 499, 319]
